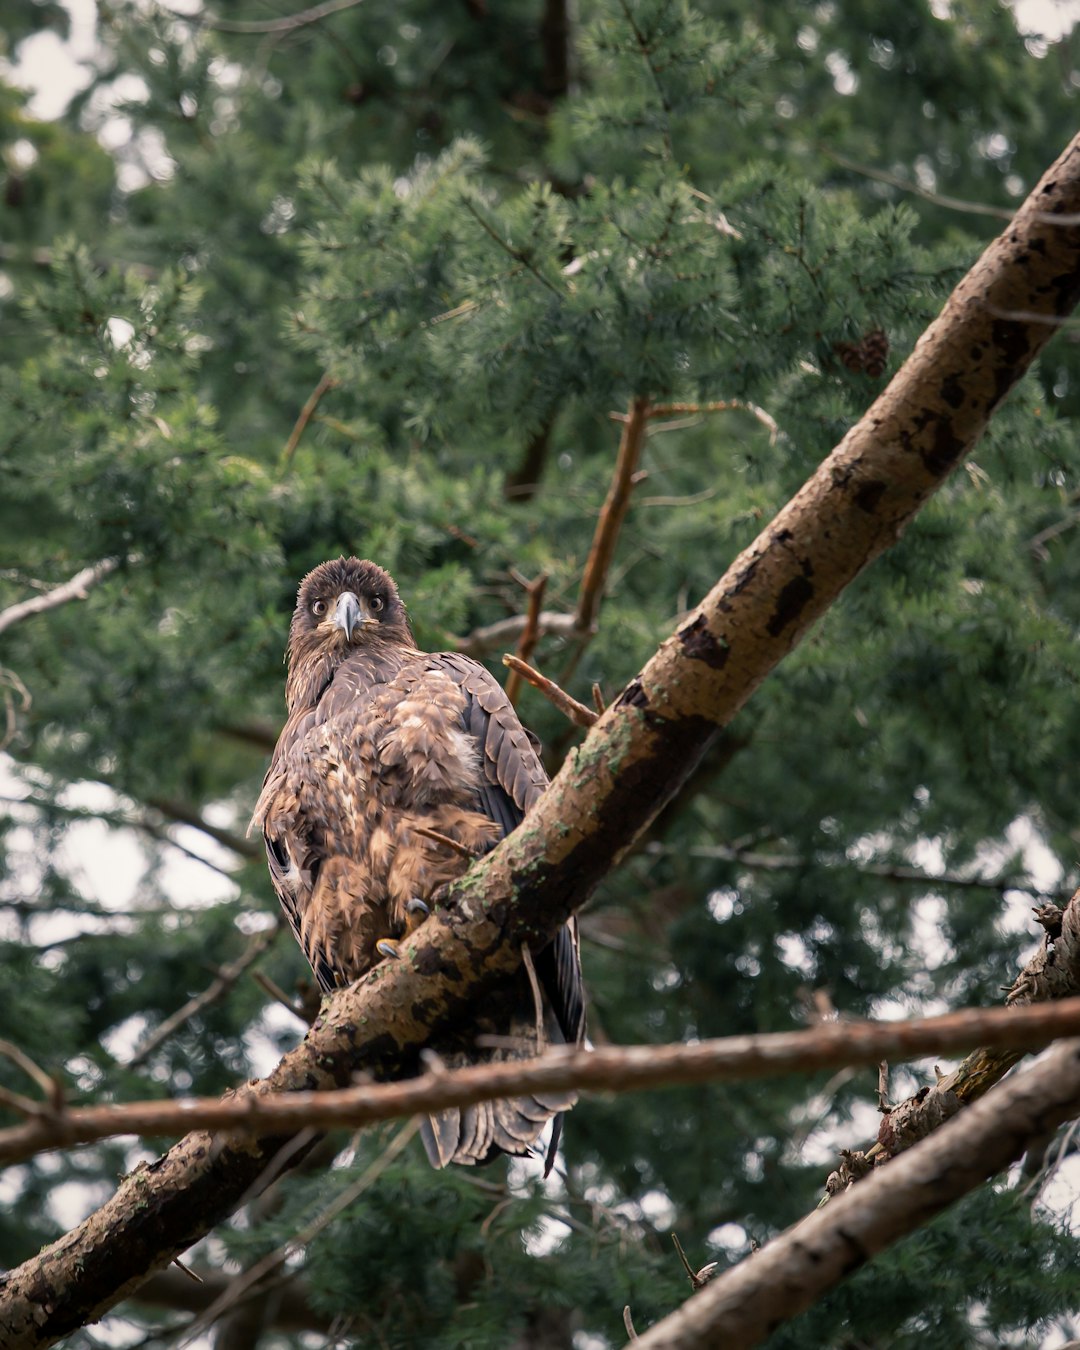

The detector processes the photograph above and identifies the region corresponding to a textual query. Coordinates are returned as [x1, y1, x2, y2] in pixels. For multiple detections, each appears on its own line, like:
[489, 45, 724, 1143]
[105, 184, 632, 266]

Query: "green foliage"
[3, 1, 1080, 1346]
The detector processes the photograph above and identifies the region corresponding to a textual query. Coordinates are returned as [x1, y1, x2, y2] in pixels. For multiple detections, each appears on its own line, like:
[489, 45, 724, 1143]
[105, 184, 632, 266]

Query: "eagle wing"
[421, 652, 586, 1168]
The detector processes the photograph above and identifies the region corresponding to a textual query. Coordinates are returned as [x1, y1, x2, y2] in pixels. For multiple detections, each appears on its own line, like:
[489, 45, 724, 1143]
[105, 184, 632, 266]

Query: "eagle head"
[285, 558, 414, 706]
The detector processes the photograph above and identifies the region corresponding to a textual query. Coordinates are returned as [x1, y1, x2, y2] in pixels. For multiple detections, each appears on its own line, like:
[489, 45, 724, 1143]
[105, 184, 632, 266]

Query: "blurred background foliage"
[3, 1, 1080, 1345]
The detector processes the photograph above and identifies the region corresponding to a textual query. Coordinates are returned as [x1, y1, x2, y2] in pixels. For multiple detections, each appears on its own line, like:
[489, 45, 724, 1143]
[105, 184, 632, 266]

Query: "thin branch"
[647, 399, 779, 443]
[6, 999, 1080, 1166]
[145, 796, 262, 860]
[127, 925, 281, 1068]
[680, 843, 1053, 896]
[0, 559, 121, 638]
[412, 824, 480, 860]
[504, 572, 548, 706]
[130, 1267, 332, 1335]
[455, 610, 577, 658]
[574, 396, 650, 637]
[177, 1120, 418, 1347]
[822, 147, 1016, 221]
[0, 1039, 63, 1112]
[460, 196, 565, 297]
[203, 0, 366, 34]
[623, 1306, 638, 1341]
[502, 655, 598, 727]
[632, 1038, 1080, 1349]
[250, 970, 310, 1024]
[278, 371, 338, 471]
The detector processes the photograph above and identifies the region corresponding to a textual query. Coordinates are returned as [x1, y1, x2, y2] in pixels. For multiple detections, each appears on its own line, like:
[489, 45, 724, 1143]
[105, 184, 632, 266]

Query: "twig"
[675, 843, 1052, 897]
[646, 399, 779, 444]
[591, 683, 606, 715]
[574, 396, 650, 638]
[504, 572, 548, 706]
[146, 795, 262, 860]
[177, 1119, 418, 1348]
[455, 610, 577, 658]
[128, 925, 280, 1068]
[502, 655, 598, 727]
[203, 0, 366, 34]
[623, 1305, 638, 1340]
[279, 370, 338, 470]
[0, 666, 31, 751]
[672, 1233, 719, 1291]
[520, 943, 545, 1048]
[822, 147, 1015, 221]
[460, 196, 565, 297]
[251, 970, 310, 1024]
[0, 1038, 63, 1112]
[7, 1000, 1080, 1166]
[412, 825, 480, 860]
[0, 558, 121, 638]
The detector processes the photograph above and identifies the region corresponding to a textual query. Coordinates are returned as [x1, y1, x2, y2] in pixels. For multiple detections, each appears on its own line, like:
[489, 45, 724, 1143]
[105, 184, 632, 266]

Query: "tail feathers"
[421, 1088, 577, 1171]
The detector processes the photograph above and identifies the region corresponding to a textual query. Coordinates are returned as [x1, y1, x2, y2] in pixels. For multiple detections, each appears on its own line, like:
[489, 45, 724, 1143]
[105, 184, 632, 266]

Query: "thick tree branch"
[4, 132, 1080, 1349]
[632, 1038, 1080, 1349]
[4, 1000, 1080, 1166]
[0, 559, 120, 638]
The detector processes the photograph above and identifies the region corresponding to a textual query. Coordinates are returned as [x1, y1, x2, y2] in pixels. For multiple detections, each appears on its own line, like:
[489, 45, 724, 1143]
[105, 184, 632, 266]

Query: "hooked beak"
[332, 591, 369, 640]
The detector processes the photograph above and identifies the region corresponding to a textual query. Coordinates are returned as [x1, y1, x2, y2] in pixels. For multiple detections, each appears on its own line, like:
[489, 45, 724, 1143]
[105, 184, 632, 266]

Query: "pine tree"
[3, 2, 1080, 1346]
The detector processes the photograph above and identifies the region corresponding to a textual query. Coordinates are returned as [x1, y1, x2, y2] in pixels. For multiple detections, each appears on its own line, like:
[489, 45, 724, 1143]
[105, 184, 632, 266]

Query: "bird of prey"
[251, 556, 585, 1168]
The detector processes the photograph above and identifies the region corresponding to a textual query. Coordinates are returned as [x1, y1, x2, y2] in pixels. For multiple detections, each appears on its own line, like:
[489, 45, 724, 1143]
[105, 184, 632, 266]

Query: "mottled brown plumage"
[252, 557, 585, 1168]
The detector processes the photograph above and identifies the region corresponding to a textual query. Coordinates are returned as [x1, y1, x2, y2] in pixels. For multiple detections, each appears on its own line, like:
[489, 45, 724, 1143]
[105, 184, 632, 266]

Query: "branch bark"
[4, 1000, 1080, 1166]
[632, 1038, 1080, 1349]
[0, 559, 121, 638]
[4, 132, 1080, 1348]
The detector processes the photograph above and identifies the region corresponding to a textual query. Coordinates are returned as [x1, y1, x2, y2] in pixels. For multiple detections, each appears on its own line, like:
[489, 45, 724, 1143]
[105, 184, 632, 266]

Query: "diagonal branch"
[5, 131, 1080, 1350]
[631, 1037, 1080, 1349]
[4, 999, 1080, 1166]
[127, 924, 281, 1069]
[0, 559, 121, 638]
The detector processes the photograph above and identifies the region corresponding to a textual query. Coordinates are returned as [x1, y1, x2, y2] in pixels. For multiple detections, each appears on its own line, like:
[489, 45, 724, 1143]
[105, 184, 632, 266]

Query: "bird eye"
[311, 599, 328, 617]
[370, 595, 385, 613]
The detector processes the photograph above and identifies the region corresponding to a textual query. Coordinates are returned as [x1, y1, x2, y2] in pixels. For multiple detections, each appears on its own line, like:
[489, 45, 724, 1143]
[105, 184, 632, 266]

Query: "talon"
[376, 938, 401, 961]
[405, 898, 430, 934]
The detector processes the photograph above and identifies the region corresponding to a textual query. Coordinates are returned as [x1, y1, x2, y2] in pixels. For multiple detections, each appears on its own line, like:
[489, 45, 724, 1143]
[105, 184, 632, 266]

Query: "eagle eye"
[311, 599, 328, 617]
[370, 595, 385, 613]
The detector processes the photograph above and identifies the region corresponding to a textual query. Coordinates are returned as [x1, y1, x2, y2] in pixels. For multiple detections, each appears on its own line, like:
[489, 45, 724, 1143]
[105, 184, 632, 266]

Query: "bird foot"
[405, 897, 430, 933]
[375, 901, 430, 963]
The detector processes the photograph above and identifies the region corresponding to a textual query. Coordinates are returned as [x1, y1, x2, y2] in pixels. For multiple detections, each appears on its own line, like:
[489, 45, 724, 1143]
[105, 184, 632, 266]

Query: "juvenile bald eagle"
[252, 557, 584, 1168]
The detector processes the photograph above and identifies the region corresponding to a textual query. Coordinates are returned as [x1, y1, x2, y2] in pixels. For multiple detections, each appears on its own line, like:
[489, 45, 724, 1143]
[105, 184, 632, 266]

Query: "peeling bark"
[4, 133, 1080, 1349]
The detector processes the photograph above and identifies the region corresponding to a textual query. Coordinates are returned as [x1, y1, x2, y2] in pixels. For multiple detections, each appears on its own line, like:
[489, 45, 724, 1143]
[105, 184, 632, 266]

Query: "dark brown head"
[285, 558, 414, 707]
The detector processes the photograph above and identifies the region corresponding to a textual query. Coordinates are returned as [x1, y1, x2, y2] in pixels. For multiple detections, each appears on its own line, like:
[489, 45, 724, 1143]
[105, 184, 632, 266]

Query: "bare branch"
[203, 0, 366, 35]
[146, 796, 262, 860]
[575, 396, 650, 637]
[5, 999, 1080, 1167]
[179, 1121, 418, 1346]
[822, 147, 1016, 221]
[680, 842, 1050, 896]
[127, 925, 281, 1068]
[632, 1038, 1080, 1349]
[502, 654, 598, 727]
[279, 371, 338, 471]
[455, 610, 577, 658]
[504, 572, 549, 706]
[0, 559, 121, 638]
